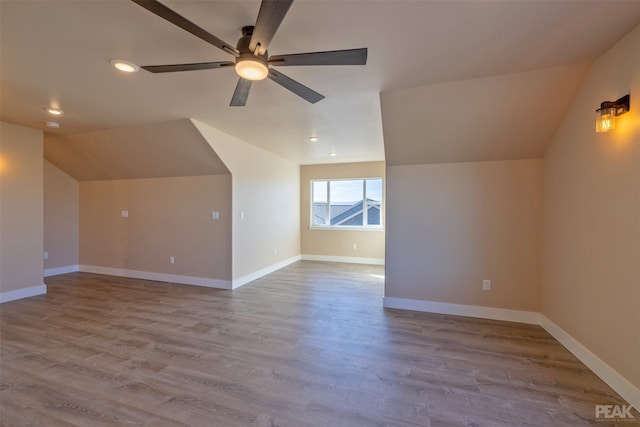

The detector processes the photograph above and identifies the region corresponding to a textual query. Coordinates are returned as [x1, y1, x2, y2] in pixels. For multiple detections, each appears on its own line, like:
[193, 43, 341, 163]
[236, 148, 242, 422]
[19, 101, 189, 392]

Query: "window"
[311, 178, 383, 229]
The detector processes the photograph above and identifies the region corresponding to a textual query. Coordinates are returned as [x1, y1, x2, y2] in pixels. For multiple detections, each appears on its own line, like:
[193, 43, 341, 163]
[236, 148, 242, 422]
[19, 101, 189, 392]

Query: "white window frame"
[310, 177, 383, 231]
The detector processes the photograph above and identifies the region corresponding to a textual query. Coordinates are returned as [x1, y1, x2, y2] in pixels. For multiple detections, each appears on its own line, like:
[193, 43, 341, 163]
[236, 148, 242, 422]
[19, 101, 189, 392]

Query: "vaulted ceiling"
[1, 0, 639, 170]
[44, 119, 229, 181]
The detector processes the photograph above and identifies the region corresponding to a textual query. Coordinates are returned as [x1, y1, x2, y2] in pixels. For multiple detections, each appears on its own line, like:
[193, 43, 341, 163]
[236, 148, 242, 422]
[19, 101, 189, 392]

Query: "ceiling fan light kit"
[235, 54, 269, 81]
[130, 0, 367, 106]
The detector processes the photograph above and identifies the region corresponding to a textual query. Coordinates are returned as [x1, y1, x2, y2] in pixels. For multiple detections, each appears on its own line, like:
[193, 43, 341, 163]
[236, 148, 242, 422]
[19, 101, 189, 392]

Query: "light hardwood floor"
[0, 261, 637, 426]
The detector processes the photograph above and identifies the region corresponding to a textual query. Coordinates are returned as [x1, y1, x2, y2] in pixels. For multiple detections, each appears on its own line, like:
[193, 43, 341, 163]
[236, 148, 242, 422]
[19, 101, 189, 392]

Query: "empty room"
[1, 0, 639, 425]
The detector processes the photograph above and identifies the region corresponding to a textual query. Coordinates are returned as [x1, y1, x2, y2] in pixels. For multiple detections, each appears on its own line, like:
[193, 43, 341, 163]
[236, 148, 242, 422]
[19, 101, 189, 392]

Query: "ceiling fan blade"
[269, 48, 368, 66]
[268, 69, 324, 104]
[230, 78, 252, 107]
[130, 0, 239, 56]
[142, 61, 234, 73]
[249, 0, 293, 56]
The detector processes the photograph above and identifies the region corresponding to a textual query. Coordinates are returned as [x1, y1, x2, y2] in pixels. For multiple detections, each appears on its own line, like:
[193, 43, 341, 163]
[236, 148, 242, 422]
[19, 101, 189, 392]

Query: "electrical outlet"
[482, 279, 491, 291]
[170, 256, 175, 264]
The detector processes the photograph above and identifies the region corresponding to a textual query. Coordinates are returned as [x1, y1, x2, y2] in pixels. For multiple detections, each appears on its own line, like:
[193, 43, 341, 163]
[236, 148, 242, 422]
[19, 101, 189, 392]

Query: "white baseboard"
[301, 254, 385, 265]
[232, 255, 301, 289]
[539, 315, 640, 411]
[0, 284, 47, 303]
[79, 265, 232, 290]
[383, 296, 539, 324]
[79, 257, 302, 291]
[44, 265, 79, 277]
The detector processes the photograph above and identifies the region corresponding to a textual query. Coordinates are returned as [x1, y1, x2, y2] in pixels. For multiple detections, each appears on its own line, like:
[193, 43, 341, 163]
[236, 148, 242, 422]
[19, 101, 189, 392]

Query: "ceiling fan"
[130, 0, 368, 106]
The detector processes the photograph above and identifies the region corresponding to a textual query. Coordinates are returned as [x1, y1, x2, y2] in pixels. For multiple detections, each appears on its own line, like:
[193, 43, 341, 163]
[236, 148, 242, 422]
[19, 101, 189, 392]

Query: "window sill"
[309, 226, 384, 232]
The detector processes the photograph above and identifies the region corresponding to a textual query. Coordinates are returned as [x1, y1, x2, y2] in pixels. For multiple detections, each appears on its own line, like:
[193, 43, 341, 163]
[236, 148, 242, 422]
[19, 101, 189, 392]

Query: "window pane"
[312, 181, 327, 203]
[313, 203, 327, 225]
[330, 180, 363, 203]
[312, 181, 327, 225]
[367, 205, 381, 225]
[336, 213, 363, 226]
[366, 179, 382, 203]
[330, 180, 364, 226]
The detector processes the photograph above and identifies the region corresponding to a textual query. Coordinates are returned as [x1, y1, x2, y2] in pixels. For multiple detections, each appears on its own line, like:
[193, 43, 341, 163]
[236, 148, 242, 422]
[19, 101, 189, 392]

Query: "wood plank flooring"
[0, 261, 637, 426]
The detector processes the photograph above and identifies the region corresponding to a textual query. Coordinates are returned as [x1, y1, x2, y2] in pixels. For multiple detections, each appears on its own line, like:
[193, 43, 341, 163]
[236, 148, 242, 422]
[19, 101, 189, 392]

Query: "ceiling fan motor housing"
[237, 25, 267, 59]
[235, 25, 269, 80]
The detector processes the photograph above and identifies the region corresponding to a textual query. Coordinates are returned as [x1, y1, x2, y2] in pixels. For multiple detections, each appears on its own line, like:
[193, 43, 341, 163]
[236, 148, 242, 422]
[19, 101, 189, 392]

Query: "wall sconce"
[596, 94, 630, 132]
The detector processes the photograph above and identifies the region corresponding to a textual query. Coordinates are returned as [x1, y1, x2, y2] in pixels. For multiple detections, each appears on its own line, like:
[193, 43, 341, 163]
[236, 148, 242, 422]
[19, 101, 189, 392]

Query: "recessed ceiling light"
[330, 152, 337, 157]
[45, 107, 64, 115]
[110, 59, 140, 73]
[45, 121, 60, 128]
[309, 136, 319, 142]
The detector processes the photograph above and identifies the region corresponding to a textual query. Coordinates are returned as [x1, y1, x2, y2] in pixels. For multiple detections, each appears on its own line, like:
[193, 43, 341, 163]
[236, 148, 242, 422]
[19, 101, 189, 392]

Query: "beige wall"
[0, 122, 44, 293]
[80, 174, 232, 281]
[300, 161, 385, 260]
[385, 159, 542, 312]
[191, 120, 301, 281]
[44, 160, 79, 270]
[541, 25, 640, 388]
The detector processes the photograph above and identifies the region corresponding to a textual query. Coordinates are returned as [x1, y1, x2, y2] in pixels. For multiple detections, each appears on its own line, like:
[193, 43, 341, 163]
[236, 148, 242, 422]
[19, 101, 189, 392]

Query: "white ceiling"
[1, 0, 639, 167]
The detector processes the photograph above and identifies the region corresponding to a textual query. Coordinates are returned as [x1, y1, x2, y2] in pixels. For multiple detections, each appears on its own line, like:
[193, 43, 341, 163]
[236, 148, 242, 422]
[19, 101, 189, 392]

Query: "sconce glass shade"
[596, 107, 616, 133]
[595, 95, 629, 133]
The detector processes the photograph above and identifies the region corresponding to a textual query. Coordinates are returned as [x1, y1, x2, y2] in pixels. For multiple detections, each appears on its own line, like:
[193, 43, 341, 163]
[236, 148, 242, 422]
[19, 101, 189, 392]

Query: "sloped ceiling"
[381, 64, 590, 165]
[2, 1, 640, 167]
[44, 119, 229, 181]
